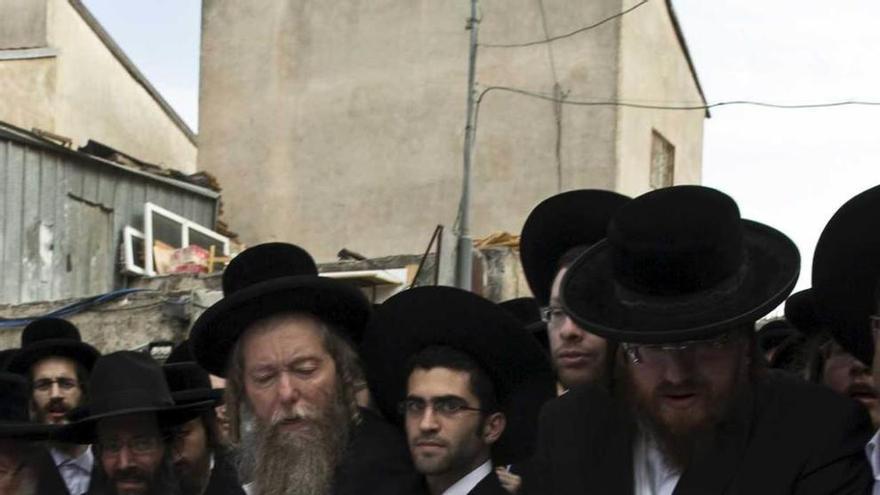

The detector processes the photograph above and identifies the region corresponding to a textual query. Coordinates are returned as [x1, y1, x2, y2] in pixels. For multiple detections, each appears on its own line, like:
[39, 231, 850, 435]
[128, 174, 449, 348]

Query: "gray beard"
[235, 396, 354, 495]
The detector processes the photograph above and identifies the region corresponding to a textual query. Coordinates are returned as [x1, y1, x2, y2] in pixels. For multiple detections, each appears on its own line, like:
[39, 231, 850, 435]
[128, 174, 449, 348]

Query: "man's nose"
[558, 315, 584, 342]
[277, 372, 300, 404]
[117, 447, 133, 469]
[418, 407, 440, 433]
[661, 351, 696, 383]
[49, 383, 63, 398]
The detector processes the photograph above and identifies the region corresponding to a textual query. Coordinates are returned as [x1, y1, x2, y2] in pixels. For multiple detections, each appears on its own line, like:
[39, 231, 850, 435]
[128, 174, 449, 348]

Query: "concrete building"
[199, 0, 707, 261]
[0, 0, 197, 173]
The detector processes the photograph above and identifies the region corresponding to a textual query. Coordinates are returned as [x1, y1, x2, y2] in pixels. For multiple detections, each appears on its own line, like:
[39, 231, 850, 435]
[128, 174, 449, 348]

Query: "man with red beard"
[519, 190, 630, 394]
[189, 243, 422, 495]
[7, 318, 102, 495]
[525, 186, 873, 494]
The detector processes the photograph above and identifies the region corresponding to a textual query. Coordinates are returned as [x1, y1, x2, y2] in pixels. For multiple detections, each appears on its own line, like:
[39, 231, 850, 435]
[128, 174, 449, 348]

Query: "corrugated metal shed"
[0, 122, 219, 304]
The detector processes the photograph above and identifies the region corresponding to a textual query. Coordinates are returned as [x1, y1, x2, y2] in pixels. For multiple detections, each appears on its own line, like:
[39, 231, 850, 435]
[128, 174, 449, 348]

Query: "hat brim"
[7, 340, 100, 374]
[520, 190, 630, 305]
[172, 388, 224, 406]
[191, 275, 371, 377]
[56, 400, 215, 444]
[561, 220, 800, 343]
[0, 422, 57, 440]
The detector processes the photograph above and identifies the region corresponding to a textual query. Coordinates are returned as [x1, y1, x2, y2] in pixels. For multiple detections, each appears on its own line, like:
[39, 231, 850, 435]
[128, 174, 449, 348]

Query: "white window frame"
[122, 225, 147, 275]
[143, 202, 230, 276]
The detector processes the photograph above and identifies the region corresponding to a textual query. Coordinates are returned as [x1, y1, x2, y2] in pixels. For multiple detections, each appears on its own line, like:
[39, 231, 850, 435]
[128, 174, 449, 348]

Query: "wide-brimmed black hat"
[190, 243, 371, 377]
[812, 185, 880, 366]
[499, 297, 549, 351]
[0, 348, 19, 371]
[163, 362, 224, 406]
[166, 339, 196, 365]
[361, 287, 555, 464]
[59, 351, 214, 443]
[756, 319, 797, 354]
[784, 289, 825, 338]
[7, 318, 100, 375]
[520, 190, 630, 305]
[0, 372, 56, 439]
[562, 186, 800, 344]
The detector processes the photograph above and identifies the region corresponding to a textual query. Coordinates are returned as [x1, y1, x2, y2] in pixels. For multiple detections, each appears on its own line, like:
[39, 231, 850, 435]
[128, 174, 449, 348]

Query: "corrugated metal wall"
[0, 135, 218, 304]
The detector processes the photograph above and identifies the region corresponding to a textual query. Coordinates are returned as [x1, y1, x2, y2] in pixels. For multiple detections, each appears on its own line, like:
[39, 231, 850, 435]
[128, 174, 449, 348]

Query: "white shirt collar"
[50, 445, 94, 473]
[865, 429, 880, 481]
[441, 460, 492, 495]
[633, 430, 681, 495]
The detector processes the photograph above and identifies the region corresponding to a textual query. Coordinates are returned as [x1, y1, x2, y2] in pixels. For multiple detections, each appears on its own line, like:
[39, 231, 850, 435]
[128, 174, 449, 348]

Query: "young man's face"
[547, 268, 609, 390]
[30, 356, 84, 425]
[97, 413, 167, 495]
[404, 367, 503, 482]
[0, 439, 37, 495]
[621, 330, 751, 444]
[822, 342, 880, 427]
[170, 417, 212, 495]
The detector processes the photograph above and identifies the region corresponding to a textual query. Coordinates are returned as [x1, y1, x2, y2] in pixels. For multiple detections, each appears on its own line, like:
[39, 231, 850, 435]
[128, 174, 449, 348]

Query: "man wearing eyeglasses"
[809, 184, 880, 495]
[7, 318, 102, 495]
[519, 190, 630, 393]
[361, 286, 554, 495]
[58, 351, 214, 495]
[525, 186, 873, 494]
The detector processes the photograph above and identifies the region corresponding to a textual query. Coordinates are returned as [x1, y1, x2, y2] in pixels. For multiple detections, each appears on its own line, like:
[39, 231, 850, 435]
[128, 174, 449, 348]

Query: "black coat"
[470, 471, 510, 495]
[204, 452, 245, 495]
[331, 407, 424, 495]
[32, 446, 105, 495]
[524, 371, 874, 495]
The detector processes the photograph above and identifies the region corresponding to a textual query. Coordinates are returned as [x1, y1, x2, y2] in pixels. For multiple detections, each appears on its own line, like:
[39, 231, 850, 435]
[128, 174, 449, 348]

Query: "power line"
[476, 85, 880, 111]
[480, 0, 649, 48]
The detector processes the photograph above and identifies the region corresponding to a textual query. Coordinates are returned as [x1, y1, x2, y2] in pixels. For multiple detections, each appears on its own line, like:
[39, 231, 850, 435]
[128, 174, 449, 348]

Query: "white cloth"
[441, 460, 492, 495]
[50, 446, 94, 495]
[243, 481, 254, 495]
[864, 429, 880, 495]
[633, 432, 681, 495]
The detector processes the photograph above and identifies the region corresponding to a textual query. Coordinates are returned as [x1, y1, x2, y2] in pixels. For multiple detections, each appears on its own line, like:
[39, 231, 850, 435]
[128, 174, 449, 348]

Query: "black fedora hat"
[0, 348, 19, 371]
[499, 297, 549, 351]
[520, 189, 630, 305]
[361, 287, 555, 463]
[812, 185, 880, 366]
[562, 186, 800, 343]
[7, 318, 100, 375]
[59, 351, 214, 443]
[756, 319, 797, 355]
[165, 339, 196, 365]
[163, 362, 224, 406]
[0, 372, 56, 439]
[190, 243, 371, 377]
[784, 289, 825, 338]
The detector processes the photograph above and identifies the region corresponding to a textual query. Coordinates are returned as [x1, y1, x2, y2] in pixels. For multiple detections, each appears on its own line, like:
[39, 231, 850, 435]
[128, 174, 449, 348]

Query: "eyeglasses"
[98, 436, 163, 456]
[398, 397, 484, 418]
[621, 332, 737, 366]
[32, 377, 79, 393]
[540, 305, 569, 331]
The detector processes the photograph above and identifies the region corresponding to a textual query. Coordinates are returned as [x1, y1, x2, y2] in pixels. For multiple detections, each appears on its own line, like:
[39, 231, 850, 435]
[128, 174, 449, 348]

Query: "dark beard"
[616, 360, 749, 472]
[105, 453, 180, 495]
[235, 391, 355, 495]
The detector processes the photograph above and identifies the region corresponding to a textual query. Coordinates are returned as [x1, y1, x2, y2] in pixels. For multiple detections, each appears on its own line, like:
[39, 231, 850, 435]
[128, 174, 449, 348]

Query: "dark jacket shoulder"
[333, 407, 424, 495]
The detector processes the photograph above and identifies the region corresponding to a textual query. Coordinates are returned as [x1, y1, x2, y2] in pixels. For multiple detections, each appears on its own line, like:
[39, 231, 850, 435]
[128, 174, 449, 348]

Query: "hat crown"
[89, 351, 174, 415]
[163, 362, 212, 393]
[20, 318, 82, 347]
[0, 372, 30, 423]
[608, 186, 744, 297]
[222, 242, 318, 295]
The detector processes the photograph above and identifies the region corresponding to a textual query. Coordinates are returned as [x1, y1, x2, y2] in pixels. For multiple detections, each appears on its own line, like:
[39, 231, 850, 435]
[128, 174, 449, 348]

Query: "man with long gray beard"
[189, 243, 422, 495]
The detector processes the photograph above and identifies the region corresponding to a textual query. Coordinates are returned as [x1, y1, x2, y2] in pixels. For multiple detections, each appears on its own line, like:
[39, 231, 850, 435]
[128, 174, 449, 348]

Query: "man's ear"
[481, 412, 506, 445]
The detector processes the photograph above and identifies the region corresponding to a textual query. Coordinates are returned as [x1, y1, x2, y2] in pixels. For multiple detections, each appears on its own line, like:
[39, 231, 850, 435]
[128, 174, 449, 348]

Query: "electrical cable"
[0, 288, 157, 328]
[480, 0, 649, 48]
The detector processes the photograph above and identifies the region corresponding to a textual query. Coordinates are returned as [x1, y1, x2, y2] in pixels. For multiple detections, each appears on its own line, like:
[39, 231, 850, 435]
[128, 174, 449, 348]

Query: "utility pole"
[455, 0, 479, 291]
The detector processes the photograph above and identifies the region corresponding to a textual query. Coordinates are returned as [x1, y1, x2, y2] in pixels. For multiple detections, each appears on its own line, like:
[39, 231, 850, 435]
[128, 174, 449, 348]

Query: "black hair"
[406, 345, 499, 414]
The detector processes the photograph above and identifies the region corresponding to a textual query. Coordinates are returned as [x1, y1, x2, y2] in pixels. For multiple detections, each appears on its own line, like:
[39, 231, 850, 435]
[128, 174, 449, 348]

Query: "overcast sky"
[82, 1, 880, 308]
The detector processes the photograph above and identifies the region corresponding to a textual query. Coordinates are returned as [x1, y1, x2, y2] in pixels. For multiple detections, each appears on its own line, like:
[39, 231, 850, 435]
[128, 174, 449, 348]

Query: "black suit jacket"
[204, 452, 245, 495]
[33, 446, 105, 495]
[470, 471, 510, 495]
[524, 371, 874, 495]
[331, 407, 424, 495]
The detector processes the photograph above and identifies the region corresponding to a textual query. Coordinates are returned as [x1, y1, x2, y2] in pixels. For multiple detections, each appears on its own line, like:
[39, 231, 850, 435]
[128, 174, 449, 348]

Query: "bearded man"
[189, 243, 422, 495]
[525, 186, 873, 494]
[7, 318, 102, 495]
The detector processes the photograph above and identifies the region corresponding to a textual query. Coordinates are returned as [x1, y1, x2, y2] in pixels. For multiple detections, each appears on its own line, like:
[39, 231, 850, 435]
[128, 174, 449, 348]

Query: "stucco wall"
[45, 0, 197, 172]
[0, 57, 56, 132]
[614, 0, 705, 196]
[199, 0, 622, 261]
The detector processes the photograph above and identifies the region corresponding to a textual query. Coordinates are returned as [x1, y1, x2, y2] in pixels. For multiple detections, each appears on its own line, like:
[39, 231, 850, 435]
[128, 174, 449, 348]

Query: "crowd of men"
[1, 183, 880, 494]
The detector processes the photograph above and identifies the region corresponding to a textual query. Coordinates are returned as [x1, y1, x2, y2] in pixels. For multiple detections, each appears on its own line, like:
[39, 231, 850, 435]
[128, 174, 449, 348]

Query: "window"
[650, 130, 675, 189]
